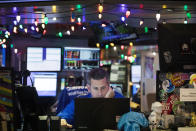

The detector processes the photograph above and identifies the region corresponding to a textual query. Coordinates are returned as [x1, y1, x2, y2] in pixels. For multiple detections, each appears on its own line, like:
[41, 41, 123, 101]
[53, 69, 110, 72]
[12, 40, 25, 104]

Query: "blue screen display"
[0, 48, 6, 67]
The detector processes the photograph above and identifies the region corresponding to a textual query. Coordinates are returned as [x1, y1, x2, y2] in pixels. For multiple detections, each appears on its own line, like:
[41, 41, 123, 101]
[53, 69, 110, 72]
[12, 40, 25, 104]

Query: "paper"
[180, 88, 196, 101]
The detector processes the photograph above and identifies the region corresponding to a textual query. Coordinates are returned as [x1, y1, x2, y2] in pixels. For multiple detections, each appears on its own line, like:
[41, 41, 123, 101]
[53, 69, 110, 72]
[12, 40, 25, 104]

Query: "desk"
[150, 127, 196, 131]
[61, 128, 118, 131]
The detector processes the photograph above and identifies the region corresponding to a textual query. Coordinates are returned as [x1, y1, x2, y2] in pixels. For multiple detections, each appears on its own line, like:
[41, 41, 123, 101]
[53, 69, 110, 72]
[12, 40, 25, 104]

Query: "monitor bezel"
[158, 23, 196, 72]
[26, 46, 62, 72]
[63, 47, 100, 70]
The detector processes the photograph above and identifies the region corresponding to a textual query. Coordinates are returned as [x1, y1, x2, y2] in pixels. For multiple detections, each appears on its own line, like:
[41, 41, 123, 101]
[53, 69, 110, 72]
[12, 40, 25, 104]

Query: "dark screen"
[158, 24, 196, 72]
[75, 98, 130, 130]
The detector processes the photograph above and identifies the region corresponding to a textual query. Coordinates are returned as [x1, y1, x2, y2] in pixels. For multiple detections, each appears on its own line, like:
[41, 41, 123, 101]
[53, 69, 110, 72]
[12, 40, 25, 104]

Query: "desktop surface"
[74, 98, 130, 130]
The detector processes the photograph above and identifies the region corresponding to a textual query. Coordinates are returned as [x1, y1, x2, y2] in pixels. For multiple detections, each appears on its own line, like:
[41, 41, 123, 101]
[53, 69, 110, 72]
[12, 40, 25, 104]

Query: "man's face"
[87, 77, 109, 98]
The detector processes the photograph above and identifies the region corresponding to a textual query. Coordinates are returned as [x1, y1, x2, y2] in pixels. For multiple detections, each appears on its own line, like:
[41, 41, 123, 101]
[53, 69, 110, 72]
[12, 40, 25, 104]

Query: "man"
[57, 68, 124, 128]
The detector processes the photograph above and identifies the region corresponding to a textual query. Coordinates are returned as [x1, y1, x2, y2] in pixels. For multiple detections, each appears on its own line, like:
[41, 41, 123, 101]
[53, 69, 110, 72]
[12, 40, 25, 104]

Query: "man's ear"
[87, 84, 91, 92]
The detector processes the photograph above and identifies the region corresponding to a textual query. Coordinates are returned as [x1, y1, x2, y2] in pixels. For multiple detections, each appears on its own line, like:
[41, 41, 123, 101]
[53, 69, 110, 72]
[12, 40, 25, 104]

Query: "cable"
[29, 75, 34, 87]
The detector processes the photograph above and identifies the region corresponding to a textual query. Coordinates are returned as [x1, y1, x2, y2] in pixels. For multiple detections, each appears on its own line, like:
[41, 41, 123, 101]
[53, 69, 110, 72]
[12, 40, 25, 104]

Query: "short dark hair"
[87, 68, 109, 85]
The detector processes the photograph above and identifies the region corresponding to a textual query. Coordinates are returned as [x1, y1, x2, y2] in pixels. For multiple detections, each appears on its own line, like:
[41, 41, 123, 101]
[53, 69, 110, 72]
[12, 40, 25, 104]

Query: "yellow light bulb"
[96, 43, 100, 48]
[98, 4, 103, 13]
[162, 5, 167, 9]
[110, 43, 114, 46]
[129, 42, 133, 46]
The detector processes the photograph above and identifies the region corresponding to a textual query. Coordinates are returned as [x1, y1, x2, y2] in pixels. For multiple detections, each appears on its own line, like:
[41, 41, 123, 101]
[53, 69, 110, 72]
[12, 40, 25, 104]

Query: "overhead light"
[98, 13, 102, 19]
[24, 28, 28, 33]
[101, 23, 106, 27]
[34, 19, 38, 26]
[125, 10, 131, 18]
[162, 5, 167, 9]
[140, 19, 144, 26]
[52, 5, 56, 13]
[41, 24, 45, 29]
[129, 42, 133, 46]
[66, 30, 71, 35]
[98, 3, 103, 13]
[156, 12, 160, 21]
[52, 17, 57, 21]
[71, 25, 75, 31]
[96, 43, 100, 48]
[13, 20, 17, 25]
[184, 18, 187, 24]
[82, 26, 86, 30]
[31, 26, 35, 31]
[16, 14, 21, 22]
[121, 16, 125, 22]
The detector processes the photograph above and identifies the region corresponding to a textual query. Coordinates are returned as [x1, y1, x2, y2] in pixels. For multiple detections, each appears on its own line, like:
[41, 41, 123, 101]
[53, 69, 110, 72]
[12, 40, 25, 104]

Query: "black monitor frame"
[158, 23, 196, 72]
[74, 98, 130, 130]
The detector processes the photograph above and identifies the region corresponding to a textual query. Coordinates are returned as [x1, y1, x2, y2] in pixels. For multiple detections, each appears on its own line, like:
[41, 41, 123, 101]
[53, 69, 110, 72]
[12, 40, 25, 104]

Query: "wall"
[141, 50, 159, 112]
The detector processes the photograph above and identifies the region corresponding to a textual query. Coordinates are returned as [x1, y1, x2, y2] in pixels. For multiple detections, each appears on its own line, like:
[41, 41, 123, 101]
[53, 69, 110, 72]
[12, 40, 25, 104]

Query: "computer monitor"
[158, 23, 196, 71]
[110, 83, 123, 95]
[63, 47, 100, 70]
[131, 65, 141, 82]
[27, 72, 57, 96]
[74, 98, 130, 130]
[0, 47, 6, 67]
[27, 47, 61, 71]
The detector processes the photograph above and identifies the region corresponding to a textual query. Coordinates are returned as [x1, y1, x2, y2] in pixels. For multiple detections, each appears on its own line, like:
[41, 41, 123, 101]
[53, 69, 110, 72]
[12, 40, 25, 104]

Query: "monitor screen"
[158, 24, 196, 71]
[131, 65, 141, 82]
[75, 98, 130, 130]
[63, 47, 100, 70]
[27, 72, 57, 96]
[110, 83, 123, 95]
[89, 21, 137, 43]
[27, 47, 61, 71]
[0, 48, 6, 67]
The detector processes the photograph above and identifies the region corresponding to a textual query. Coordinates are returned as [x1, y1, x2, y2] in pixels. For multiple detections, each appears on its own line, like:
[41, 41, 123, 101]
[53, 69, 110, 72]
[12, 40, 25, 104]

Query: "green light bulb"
[184, 5, 188, 11]
[105, 44, 109, 49]
[121, 54, 124, 59]
[144, 27, 148, 33]
[44, 16, 48, 24]
[5, 34, 9, 38]
[19, 24, 23, 29]
[187, 12, 191, 19]
[76, 4, 81, 11]
[58, 32, 63, 37]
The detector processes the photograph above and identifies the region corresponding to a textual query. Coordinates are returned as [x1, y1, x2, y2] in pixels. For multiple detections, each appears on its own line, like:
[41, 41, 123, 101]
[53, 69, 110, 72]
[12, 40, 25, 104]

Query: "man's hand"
[61, 119, 73, 128]
[105, 87, 115, 98]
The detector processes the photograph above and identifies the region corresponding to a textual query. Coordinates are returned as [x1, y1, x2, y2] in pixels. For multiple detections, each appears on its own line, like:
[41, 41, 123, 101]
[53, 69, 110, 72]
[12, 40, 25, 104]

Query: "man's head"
[87, 68, 110, 98]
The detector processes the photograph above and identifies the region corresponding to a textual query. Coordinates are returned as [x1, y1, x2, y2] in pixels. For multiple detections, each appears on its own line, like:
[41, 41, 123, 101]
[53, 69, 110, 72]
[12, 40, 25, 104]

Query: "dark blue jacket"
[57, 91, 124, 125]
[56, 87, 88, 114]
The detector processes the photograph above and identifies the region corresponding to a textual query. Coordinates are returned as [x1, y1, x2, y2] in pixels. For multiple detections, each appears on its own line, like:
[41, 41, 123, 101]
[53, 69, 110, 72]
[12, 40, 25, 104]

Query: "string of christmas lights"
[0, 2, 194, 63]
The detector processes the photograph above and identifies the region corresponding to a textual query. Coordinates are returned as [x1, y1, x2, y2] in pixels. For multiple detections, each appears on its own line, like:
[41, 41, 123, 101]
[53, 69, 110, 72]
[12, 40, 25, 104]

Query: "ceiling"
[0, 0, 196, 26]
[1, 0, 196, 45]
